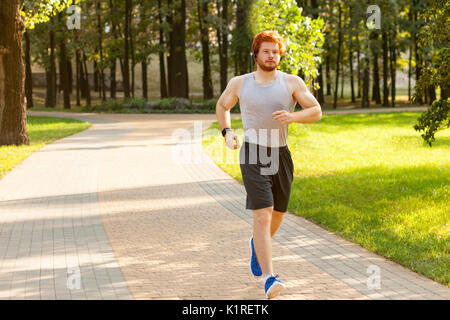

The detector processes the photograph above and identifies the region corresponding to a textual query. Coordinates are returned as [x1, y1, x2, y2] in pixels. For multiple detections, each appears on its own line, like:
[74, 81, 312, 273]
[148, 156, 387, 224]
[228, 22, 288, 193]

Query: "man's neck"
[254, 68, 278, 83]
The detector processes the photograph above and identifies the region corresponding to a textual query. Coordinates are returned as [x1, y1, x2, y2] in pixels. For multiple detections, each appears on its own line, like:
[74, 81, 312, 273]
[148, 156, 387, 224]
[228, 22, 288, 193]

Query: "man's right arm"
[216, 76, 240, 132]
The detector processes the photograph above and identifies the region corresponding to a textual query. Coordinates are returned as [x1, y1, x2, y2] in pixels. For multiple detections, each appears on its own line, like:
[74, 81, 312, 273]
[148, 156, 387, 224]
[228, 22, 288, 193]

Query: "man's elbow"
[315, 105, 322, 121]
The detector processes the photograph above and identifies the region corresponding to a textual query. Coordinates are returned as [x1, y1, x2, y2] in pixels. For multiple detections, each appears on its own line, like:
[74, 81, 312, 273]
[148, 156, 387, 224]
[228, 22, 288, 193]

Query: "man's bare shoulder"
[226, 75, 245, 96]
[286, 74, 307, 93]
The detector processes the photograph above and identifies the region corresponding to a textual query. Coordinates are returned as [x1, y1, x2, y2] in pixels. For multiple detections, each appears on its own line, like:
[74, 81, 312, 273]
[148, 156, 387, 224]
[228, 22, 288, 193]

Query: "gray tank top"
[238, 70, 296, 147]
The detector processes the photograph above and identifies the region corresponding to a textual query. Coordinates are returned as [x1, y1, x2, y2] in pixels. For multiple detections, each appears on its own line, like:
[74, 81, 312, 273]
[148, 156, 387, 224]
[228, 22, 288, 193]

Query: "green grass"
[202, 112, 450, 286]
[0, 116, 91, 180]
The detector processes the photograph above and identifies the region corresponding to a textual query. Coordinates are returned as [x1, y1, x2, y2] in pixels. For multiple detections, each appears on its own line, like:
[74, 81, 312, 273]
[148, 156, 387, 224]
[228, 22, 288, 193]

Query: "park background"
[0, 0, 448, 290]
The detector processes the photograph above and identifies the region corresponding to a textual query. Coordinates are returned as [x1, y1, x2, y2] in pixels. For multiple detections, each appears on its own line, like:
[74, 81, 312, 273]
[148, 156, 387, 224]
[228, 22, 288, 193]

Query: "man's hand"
[225, 130, 240, 150]
[272, 110, 294, 124]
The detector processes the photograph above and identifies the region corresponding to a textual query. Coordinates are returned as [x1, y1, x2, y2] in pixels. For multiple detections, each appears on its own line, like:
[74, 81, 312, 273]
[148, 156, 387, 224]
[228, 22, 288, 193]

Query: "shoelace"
[266, 274, 280, 287]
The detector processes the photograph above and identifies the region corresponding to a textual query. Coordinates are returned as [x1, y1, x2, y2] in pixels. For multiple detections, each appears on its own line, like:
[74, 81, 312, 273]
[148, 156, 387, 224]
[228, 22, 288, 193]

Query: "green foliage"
[414, 99, 450, 147]
[155, 98, 177, 110]
[249, 0, 324, 85]
[413, 0, 450, 100]
[21, 0, 78, 30]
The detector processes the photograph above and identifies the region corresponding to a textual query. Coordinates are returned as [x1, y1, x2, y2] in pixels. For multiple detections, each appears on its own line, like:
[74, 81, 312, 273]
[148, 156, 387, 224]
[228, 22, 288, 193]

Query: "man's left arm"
[272, 76, 322, 124]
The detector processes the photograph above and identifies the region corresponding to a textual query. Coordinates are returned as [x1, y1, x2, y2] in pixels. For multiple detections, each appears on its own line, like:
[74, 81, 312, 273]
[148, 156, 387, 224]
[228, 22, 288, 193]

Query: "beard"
[255, 58, 279, 72]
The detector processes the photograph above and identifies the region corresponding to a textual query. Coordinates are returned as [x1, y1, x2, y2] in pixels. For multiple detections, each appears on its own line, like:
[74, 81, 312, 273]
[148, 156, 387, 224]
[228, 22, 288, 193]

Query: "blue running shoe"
[264, 275, 285, 299]
[249, 237, 263, 278]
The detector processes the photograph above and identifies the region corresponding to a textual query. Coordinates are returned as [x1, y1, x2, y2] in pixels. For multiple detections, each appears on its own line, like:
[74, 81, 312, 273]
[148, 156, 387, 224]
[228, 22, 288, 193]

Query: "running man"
[215, 30, 322, 299]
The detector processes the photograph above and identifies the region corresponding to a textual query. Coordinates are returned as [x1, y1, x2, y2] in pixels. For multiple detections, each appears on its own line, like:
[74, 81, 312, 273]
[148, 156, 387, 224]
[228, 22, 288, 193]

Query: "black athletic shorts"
[239, 141, 294, 212]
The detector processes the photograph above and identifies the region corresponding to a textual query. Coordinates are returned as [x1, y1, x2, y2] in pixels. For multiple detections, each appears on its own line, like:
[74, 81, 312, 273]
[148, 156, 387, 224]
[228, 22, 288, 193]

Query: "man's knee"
[253, 206, 273, 227]
[272, 210, 285, 218]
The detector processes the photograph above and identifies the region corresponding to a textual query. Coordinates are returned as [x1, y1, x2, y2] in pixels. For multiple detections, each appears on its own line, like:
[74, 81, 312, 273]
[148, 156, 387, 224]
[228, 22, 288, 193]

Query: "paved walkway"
[0, 107, 448, 300]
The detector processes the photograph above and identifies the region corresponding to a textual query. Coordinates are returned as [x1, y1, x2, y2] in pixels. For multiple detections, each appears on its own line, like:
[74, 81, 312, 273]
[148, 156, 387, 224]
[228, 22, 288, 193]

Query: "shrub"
[414, 99, 449, 146]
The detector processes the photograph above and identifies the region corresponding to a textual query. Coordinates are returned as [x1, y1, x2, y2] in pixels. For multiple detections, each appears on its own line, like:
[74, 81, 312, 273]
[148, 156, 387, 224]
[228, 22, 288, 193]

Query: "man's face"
[255, 42, 281, 72]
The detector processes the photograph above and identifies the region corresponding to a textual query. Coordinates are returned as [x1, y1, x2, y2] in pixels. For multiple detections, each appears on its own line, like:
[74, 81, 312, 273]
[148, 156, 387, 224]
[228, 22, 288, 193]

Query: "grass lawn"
[0, 116, 91, 180]
[202, 111, 450, 286]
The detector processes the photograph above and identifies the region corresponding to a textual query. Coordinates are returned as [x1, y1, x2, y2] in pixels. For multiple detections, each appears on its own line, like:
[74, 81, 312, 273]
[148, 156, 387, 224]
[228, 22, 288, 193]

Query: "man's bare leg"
[270, 210, 285, 237]
[253, 206, 274, 277]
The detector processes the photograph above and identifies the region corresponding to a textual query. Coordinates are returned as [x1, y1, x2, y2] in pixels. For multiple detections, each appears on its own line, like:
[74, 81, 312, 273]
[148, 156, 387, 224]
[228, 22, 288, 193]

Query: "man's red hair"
[252, 30, 287, 58]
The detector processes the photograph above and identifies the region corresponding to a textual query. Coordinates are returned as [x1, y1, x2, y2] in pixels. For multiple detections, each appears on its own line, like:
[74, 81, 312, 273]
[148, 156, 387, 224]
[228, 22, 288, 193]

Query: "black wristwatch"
[221, 128, 231, 137]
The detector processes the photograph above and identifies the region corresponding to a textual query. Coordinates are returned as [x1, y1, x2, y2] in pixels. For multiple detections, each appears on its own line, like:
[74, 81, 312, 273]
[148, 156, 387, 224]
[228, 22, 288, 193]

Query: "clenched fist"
[225, 130, 240, 150]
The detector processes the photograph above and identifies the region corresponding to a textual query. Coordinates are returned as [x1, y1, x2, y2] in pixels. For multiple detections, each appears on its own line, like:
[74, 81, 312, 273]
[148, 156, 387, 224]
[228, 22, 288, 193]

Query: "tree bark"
[109, 0, 118, 99]
[167, 0, 189, 98]
[361, 36, 370, 108]
[0, 0, 29, 146]
[348, 43, 355, 103]
[123, 0, 131, 98]
[82, 52, 91, 106]
[157, 0, 168, 98]
[371, 31, 381, 105]
[24, 30, 33, 108]
[333, 4, 342, 109]
[141, 61, 148, 100]
[198, 0, 213, 99]
[97, 0, 106, 101]
[46, 28, 57, 108]
[413, 10, 422, 104]
[382, 30, 389, 106]
[235, 0, 251, 75]
[59, 32, 71, 109]
[389, 30, 396, 107]
[356, 33, 361, 99]
[325, 49, 331, 95]
[217, 0, 229, 93]
[76, 49, 81, 106]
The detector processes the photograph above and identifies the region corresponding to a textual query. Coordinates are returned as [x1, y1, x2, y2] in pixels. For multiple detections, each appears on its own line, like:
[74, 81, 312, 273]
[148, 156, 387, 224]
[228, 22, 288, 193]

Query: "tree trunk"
[325, 49, 331, 95]
[168, 0, 189, 98]
[76, 49, 81, 106]
[217, 0, 229, 93]
[340, 56, 344, 99]
[333, 4, 342, 109]
[235, 0, 251, 75]
[371, 31, 381, 105]
[67, 59, 72, 94]
[97, 0, 106, 101]
[59, 32, 71, 109]
[413, 11, 422, 104]
[356, 33, 361, 99]
[130, 12, 135, 98]
[93, 61, 99, 92]
[389, 30, 396, 107]
[24, 30, 33, 108]
[166, 0, 173, 96]
[109, 0, 118, 99]
[45, 27, 57, 108]
[123, 0, 131, 98]
[82, 52, 91, 106]
[382, 30, 389, 106]
[141, 61, 148, 100]
[110, 60, 116, 99]
[408, 45, 412, 102]
[317, 63, 324, 104]
[361, 37, 370, 108]
[198, 0, 213, 99]
[349, 44, 355, 103]
[0, 0, 29, 146]
[157, 0, 168, 98]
